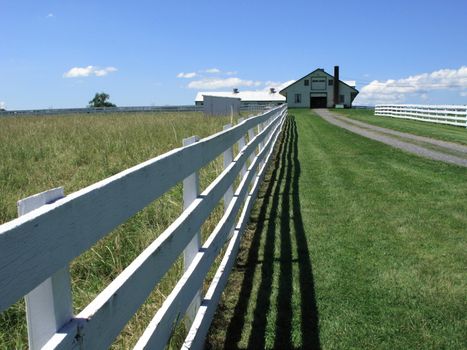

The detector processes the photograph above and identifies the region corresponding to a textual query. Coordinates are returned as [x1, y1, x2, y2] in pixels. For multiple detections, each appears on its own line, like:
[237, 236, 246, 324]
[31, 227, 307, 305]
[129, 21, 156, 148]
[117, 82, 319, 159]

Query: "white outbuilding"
[195, 88, 285, 107]
[279, 66, 359, 108]
[203, 95, 241, 116]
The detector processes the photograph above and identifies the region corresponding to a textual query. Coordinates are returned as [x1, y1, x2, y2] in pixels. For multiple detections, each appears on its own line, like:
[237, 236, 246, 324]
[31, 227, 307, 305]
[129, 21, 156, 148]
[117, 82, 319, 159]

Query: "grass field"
[0, 112, 236, 349]
[207, 109, 467, 349]
[336, 108, 467, 145]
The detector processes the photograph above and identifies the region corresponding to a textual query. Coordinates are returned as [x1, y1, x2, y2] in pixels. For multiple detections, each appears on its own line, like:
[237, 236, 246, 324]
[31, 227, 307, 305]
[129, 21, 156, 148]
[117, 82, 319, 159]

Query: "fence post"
[248, 127, 256, 166]
[258, 120, 266, 169]
[237, 118, 247, 179]
[182, 135, 201, 328]
[223, 124, 234, 239]
[17, 187, 73, 350]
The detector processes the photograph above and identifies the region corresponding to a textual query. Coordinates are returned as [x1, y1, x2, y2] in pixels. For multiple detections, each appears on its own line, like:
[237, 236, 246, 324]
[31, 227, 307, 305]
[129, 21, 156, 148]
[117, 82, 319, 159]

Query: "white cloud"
[355, 66, 467, 105]
[264, 81, 281, 87]
[177, 72, 197, 78]
[178, 68, 237, 78]
[46, 13, 54, 18]
[264, 80, 295, 91]
[0, 101, 6, 110]
[180, 69, 293, 91]
[460, 91, 467, 97]
[204, 68, 220, 74]
[187, 77, 262, 90]
[63, 66, 117, 78]
[94, 67, 117, 76]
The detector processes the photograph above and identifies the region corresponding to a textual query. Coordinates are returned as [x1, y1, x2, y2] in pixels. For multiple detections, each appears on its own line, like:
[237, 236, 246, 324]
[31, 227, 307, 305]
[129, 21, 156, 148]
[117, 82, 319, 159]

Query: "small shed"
[203, 95, 241, 116]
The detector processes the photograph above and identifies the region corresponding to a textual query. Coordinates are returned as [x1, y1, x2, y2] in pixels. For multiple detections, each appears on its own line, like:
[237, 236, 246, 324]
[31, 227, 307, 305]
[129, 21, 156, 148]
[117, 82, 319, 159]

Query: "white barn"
[279, 66, 358, 108]
[195, 89, 285, 107]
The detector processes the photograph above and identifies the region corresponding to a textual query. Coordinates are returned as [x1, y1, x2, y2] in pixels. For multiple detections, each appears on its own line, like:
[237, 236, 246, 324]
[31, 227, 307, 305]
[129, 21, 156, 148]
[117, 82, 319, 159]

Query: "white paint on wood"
[182, 135, 201, 329]
[183, 229, 242, 350]
[375, 104, 467, 127]
[44, 106, 286, 349]
[17, 188, 65, 216]
[237, 118, 247, 179]
[248, 127, 256, 173]
[135, 111, 286, 350]
[223, 124, 234, 240]
[258, 121, 265, 169]
[0, 106, 281, 313]
[17, 188, 73, 350]
[182, 116, 286, 350]
[1, 105, 287, 350]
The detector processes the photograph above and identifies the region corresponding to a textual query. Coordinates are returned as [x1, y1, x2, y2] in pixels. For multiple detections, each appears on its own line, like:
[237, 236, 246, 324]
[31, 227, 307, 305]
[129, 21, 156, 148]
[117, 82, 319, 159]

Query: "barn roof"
[279, 68, 359, 96]
[195, 90, 286, 103]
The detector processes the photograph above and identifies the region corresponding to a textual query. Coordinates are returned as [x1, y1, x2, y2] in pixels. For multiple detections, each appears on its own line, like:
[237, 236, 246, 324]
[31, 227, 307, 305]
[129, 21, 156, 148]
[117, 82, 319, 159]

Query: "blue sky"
[1, 0, 466, 109]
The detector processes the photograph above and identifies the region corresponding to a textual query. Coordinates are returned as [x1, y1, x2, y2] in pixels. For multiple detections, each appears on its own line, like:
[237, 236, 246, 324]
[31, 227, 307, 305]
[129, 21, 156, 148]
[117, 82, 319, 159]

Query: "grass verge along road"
[338, 108, 467, 146]
[207, 109, 466, 349]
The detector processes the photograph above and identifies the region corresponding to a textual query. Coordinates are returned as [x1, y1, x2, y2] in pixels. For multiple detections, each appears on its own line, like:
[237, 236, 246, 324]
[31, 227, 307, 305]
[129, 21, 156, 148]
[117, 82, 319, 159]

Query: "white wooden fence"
[0, 104, 273, 117]
[0, 105, 204, 117]
[0, 104, 287, 349]
[375, 104, 467, 127]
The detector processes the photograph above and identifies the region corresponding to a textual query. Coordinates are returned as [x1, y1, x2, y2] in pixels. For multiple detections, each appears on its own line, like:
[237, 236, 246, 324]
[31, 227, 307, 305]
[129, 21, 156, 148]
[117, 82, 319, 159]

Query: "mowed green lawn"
[207, 109, 467, 349]
[0, 112, 233, 349]
[337, 108, 467, 145]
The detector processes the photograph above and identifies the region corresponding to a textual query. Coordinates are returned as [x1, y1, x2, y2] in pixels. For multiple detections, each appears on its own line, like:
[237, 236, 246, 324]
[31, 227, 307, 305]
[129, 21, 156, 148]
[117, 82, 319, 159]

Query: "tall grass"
[0, 112, 237, 348]
[337, 108, 467, 145]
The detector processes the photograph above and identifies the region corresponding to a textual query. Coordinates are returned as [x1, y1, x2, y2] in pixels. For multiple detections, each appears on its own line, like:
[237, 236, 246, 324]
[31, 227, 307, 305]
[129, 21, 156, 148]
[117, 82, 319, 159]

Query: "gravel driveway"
[314, 109, 467, 168]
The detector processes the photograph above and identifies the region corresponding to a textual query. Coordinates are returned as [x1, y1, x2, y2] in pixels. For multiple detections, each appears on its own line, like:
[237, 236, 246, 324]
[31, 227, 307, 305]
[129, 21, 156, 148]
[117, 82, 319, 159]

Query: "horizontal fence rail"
[375, 104, 467, 127]
[239, 103, 283, 113]
[0, 104, 288, 349]
[0, 104, 275, 117]
[0, 105, 204, 116]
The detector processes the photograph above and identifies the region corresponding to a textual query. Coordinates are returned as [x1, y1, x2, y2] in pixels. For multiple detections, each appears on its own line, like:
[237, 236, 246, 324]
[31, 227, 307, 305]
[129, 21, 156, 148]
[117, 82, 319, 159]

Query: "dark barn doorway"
[310, 96, 327, 108]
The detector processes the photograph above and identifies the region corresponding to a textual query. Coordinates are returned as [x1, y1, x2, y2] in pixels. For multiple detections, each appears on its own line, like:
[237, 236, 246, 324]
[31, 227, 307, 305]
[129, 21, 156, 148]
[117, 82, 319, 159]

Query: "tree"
[88, 92, 116, 108]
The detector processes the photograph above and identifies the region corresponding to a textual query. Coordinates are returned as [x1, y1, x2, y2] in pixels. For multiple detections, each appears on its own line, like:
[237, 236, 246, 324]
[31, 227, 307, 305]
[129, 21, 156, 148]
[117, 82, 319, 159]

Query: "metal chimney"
[333, 65, 340, 106]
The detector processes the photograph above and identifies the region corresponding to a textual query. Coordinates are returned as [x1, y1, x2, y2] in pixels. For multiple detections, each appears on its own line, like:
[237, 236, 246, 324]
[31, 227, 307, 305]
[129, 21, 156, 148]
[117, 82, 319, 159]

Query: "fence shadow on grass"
[221, 115, 321, 349]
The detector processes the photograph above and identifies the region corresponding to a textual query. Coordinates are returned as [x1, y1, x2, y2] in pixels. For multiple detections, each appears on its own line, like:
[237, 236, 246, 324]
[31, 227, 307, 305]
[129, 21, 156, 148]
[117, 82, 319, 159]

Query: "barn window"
[328, 79, 333, 86]
[294, 94, 302, 103]
[304, 79, 309, 86]
[311, 78, 326, 90]
[339, 94, 345, 103]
